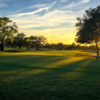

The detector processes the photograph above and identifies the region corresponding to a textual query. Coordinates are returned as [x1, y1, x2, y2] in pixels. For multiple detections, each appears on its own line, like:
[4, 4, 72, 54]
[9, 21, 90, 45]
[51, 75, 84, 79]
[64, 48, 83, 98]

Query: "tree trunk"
[27, 47, 28, 50]
[12, 45, 14, 48]
[19, 46, 21, 50]
[36, 44, 39, 50]
[1, 40, 4, 51]
[95, 39, 99, 59]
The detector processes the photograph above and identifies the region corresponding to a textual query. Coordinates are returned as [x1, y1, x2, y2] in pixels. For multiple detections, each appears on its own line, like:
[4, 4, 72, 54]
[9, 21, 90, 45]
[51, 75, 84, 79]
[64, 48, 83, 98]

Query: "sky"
[0, 0, 100, 44]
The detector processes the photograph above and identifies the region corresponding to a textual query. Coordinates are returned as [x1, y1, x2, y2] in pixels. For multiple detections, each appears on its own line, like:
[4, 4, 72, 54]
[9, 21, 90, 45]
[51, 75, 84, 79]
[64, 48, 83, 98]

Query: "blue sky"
[0, 0, 100, 44]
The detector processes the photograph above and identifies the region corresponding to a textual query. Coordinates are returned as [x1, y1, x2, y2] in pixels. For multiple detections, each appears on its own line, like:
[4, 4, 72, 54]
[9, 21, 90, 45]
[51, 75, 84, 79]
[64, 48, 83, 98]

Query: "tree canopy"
[14, 33, 26, 50]
[0, 17, 18, 51]
[75, 5, 100, 56]
[34, 36, 47, 50]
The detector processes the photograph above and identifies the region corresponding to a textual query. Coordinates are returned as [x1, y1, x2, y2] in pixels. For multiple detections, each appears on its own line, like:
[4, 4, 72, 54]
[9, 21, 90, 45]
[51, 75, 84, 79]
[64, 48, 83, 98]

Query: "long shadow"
[0, 55, 67, 66]
[0, 57, 100, 100]
[81, 50, 97, 53]
[0, 55, 67, 73]
[3, 50, 24, 53]
[73, 59, 100, 99]
[26, 58, 100, 99]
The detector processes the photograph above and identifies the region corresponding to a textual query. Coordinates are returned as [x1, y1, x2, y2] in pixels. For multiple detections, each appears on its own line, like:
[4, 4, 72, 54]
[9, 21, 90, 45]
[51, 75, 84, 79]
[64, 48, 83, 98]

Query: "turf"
[0, 50, 100, 100]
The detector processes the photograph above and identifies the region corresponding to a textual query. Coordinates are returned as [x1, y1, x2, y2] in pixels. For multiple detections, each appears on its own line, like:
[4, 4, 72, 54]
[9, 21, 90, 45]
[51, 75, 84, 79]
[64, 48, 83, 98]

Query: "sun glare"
[86, 44, 90, 46]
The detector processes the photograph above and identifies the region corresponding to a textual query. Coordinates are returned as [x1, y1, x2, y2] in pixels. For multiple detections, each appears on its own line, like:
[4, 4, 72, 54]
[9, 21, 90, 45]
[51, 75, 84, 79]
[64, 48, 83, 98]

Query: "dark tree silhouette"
[57, 43, 63, 50]
[71, 42, 76, 50]
[75, 5, 100, 56]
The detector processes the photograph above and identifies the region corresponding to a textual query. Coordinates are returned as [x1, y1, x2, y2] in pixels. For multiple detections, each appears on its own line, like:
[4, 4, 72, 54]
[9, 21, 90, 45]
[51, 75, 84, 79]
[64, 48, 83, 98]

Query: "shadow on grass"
[0, 56, 100, 100]
[4, 50, 25, 53]
[81, 50, 97, 53]
[0, 55, 67, 66]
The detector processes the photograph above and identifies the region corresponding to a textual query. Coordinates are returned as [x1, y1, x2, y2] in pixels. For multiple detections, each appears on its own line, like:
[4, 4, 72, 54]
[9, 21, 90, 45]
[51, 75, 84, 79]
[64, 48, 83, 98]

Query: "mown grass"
[0, 49, 100, 100]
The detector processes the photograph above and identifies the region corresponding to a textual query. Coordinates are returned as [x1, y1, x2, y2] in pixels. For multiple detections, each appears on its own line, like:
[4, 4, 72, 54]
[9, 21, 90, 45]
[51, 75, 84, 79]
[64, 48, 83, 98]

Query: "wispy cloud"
[28, 1, 56, 9]
[13, 5, 18, 7]
[61, 0, 69, 3]
[82, 0, 90, 3]
[28, 4, 47, 9]
[12, 1, 57, 14]
[0, 0, 9, 7]
[63, 0, 90, 8]
[0, 4, 7, 7]
[8, 9, 76, 32]
[12, 6, 51, 17]
[6, 0, 93, 44]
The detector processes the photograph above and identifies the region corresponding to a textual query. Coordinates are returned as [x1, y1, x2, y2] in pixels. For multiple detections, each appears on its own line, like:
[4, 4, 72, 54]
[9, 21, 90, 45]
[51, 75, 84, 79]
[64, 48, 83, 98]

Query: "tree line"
[44, 42, 99, 51]
[5, 37, 99, 51]
[6, 34, 47, 50]
[0, 17, 47, 51]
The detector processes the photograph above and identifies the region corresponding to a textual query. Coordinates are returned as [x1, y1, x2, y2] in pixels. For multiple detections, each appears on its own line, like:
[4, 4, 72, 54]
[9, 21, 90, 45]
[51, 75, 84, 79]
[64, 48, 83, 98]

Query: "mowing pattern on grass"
[0, 50, 100, 100]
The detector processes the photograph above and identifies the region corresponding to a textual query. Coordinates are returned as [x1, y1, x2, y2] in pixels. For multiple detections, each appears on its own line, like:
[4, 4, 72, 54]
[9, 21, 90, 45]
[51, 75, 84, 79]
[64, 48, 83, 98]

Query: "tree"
[76, 44, 81, 50]
[15, 33, 25, 50]
[34, 36, 47, 50]
[30, 36, 37, 42]
[71, 42, 76, 50]
[6, 38, 16, 48]
[30, 36, 37, 48]
[44, 43, 50, 48]
[75, 5, 100, 56]
[0, 17, 18, 51]
[24, 37, 31, 50]
[50, 43, 57, 49]
[56, 43, 63, 50]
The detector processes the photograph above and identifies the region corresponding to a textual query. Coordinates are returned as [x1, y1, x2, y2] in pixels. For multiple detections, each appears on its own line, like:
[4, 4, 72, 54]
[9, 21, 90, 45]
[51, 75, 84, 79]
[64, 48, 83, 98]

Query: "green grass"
[0, 49, 100, 100]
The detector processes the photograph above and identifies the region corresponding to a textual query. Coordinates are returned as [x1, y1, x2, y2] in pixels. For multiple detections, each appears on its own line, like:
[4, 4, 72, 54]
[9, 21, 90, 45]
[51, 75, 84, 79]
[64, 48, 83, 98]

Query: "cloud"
[22, 27, 76, 44]
[13, 6, 51, 17]
[28, 4, 47, 9]
[63, 0, 90, 8]
[53, 1, 56, 5]
[8, 0, 83, 29]
[0, 4, 7, 7]
[8, 2, 85, 30]
[82, 0, 90, 3]
[28, 1, 56, 9]
[12, 1, 57, 14]
[12, 4, 47, 14]
[8, 8, 78, 44]
[7, 0, 90, 44]
[14, 5, 18, 7]
[8, 1, 57, 17]
[0, 0, 9, 7]
[61, 0, 69, 3]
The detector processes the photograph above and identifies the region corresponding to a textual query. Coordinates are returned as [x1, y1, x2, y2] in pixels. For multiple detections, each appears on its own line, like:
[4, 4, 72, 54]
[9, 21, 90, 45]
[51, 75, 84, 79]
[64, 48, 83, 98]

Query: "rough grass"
[0, 49, 100, 100]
